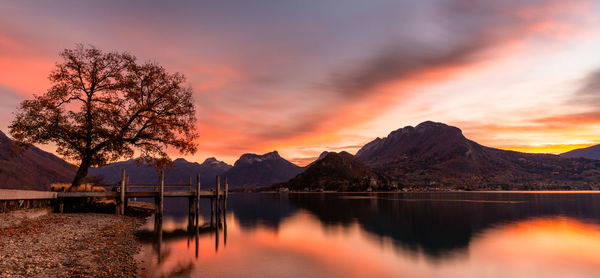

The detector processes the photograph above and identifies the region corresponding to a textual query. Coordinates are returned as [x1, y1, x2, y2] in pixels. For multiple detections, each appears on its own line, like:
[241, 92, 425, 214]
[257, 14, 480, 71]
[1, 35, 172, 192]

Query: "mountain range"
[0, 131, 74, 190]
[355, 121, 600, 189]
[223, 151, 304, 189]
[2, 121, 600, 191]
[561, 144, 600, 160]
[88, 157, 232, 188]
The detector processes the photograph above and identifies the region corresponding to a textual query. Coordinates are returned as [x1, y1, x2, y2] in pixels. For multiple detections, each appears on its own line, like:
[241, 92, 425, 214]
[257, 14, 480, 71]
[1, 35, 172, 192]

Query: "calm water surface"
[136, 192, 600, 277]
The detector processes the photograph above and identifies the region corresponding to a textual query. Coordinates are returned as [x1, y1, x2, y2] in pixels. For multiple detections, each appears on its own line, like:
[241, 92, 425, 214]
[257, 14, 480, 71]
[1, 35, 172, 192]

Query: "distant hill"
[0, 131, 75, 190]
[89, 157, 231, 188]
[223, 151, 303, 188]
[305, 151, 329, 168]
[561, 144, 600, 160]
[281, 151, 392, 191]
[355, 121, 600, 189]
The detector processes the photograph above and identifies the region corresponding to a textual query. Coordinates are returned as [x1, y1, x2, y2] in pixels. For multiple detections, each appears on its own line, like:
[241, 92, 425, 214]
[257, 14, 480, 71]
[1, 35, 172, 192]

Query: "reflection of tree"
[287, 193, 600, 257]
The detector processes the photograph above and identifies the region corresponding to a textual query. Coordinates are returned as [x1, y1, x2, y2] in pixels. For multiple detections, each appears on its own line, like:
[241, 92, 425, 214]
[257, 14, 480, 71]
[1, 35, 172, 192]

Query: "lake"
[136, 192, 600, 277]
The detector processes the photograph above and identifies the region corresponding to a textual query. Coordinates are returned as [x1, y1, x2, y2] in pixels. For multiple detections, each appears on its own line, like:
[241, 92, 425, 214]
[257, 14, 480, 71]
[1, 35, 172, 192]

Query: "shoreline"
[257, 189, 600, 194]
[0, 208, 148, 277]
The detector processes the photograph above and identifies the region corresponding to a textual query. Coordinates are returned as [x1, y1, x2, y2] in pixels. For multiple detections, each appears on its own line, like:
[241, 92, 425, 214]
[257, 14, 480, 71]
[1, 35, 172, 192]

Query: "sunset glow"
[1, 0, 600, 164]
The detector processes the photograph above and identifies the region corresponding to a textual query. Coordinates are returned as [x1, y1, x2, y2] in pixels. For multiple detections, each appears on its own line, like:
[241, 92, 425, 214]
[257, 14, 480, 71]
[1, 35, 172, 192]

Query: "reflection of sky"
[139, 213, 600, 278]
[1, 1, 600, 164]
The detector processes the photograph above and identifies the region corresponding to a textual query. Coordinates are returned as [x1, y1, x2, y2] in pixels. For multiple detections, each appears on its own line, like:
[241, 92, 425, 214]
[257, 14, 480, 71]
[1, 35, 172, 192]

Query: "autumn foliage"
[10, 45, 197, 188]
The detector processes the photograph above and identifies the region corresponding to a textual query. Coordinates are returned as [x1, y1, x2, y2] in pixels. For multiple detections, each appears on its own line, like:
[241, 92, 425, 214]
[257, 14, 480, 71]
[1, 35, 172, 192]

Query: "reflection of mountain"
[226, 193, 297, 229]
[158, 192, 600, 257]
[285, 193, 600, 256]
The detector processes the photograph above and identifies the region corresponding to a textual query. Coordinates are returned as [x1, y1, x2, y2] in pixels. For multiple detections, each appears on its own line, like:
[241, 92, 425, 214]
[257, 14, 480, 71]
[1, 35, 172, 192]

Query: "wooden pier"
[1, 169, 229, 229]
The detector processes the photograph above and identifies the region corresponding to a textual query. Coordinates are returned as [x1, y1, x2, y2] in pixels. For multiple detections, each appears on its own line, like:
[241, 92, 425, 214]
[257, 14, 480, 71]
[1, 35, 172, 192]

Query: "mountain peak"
[226, 150, 302, 188]
[236, 151, 283, 166]
[415, 121, 461, 134]
[202, 157, 219, 164]
[318, 151, 329, 160]
[284, 151, 387, 191]
[0, 130, 13, 144]
[356, 121, 469, 164]
[264, 150, 280, 158]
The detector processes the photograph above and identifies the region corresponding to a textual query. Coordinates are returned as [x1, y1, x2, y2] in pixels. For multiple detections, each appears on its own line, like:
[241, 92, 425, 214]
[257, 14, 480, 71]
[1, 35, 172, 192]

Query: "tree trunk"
[71, 159, 91, 191]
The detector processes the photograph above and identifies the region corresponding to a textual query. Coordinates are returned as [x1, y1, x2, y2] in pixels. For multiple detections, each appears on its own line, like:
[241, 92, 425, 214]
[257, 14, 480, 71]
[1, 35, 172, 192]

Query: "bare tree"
[10, 45, 197, 188]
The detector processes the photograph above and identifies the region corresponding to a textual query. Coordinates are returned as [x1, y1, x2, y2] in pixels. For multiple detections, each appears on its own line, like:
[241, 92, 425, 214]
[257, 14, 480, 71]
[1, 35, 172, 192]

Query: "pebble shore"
[0, 209, 145, 277]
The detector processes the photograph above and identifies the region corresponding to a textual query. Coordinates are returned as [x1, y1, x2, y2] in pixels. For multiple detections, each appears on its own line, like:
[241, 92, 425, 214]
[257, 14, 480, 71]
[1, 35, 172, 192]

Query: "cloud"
[0, 0, 594, 163]
[165, 0, 594, 162]
[575, 69, 600, 105]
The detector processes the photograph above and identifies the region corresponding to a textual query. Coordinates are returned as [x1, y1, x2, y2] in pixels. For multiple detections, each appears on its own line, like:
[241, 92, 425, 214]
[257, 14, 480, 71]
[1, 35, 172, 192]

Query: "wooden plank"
[0, 189, 57, 200]
[196, 173, 200, 227]
[57, 192, 118, 198]
[126, 184, 193, 188]
[56, 191, 214, 198]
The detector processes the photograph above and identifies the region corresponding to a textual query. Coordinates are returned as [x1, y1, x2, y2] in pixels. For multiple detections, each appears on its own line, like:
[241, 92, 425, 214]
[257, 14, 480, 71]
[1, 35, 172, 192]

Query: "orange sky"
[0, 0, 599, 165]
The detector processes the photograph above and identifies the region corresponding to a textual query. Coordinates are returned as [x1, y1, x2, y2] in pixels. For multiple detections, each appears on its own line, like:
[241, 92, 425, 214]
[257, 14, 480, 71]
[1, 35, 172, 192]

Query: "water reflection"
[137, 192, 600, 277]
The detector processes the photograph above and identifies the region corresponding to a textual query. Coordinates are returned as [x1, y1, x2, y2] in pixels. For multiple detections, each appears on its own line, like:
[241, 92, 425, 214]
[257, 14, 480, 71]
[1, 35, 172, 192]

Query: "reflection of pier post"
[157, 218, 163, 264]
[155, 170, 164, 232]
[195, 222, 199, 259]
[215, 217, 220, 252]
[188, 176, 194, 232]
[223, 206, 227, 247]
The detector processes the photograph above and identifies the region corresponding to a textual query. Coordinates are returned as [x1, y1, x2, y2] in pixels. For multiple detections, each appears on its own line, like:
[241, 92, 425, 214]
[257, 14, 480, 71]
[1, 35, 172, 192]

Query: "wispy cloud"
[0, 0, 595, 163]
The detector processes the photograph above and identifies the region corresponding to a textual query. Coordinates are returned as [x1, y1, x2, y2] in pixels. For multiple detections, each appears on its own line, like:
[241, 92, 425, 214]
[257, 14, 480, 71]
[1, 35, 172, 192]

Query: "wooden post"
[223, 176, 228, 245]
[216, 176, 220, 226]
[187, 175, 194, 231]
[196, 173, 200, 227]
[159, 169, 164, 218]
[120, 169, 126, 215]
[224, 176, 229, 211]
[210, 198, 214, 227]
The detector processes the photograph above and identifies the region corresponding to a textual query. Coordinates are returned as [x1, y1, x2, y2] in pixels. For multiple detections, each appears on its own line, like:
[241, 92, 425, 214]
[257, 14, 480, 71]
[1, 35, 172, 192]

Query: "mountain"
[305, 151, 329, 168]
[356, 121, 600, 189]
[282, 151, 392, 191]
[223, 151, 303, 188]
[0, 131, 75, 190]
[561, 144, 600, 160]
[89, 157, 232, 188]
